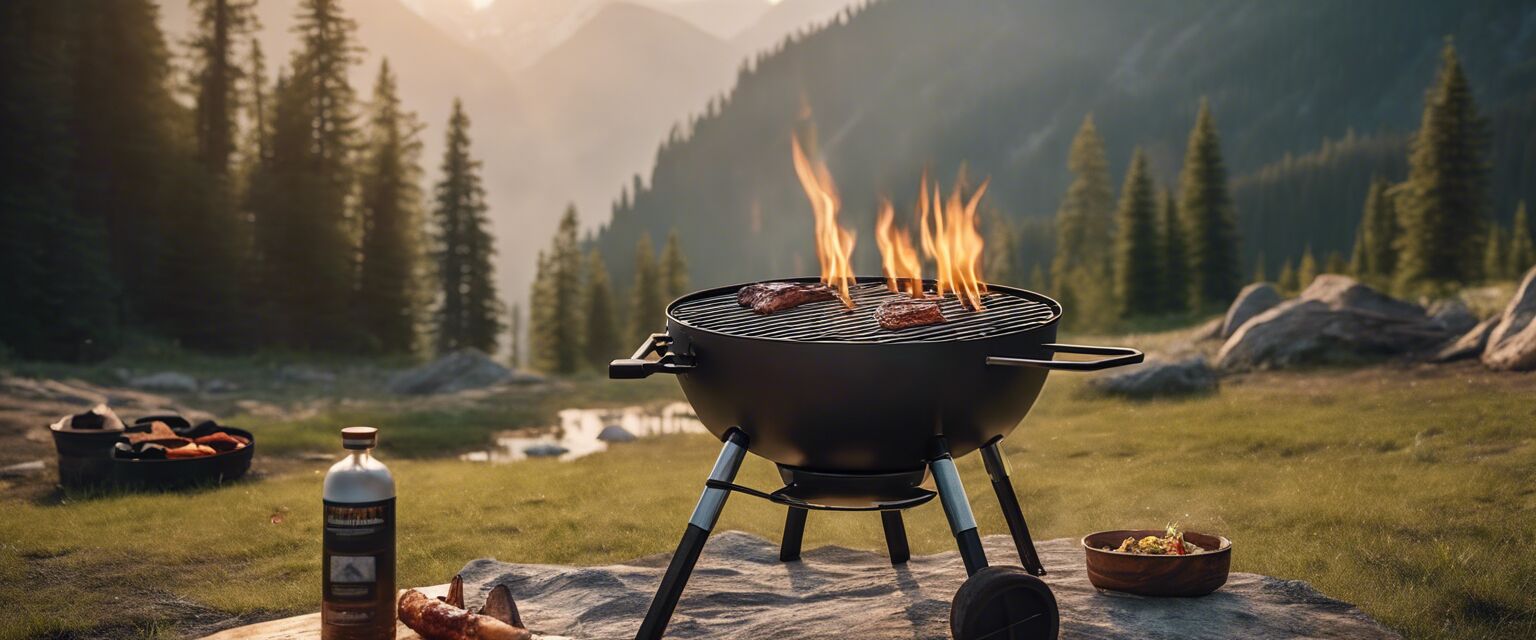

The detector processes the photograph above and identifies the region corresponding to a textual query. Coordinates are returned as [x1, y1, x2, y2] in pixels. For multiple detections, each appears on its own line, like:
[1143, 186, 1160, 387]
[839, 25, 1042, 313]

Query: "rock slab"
[1482, 266, 1536, 371]
[1088, 357, 1217, 398]
[1221, 283, 1283, 338]
[1217, 275, 1450, 370]
[386, 349, 516, 395]
[455, 531, 1397, 640]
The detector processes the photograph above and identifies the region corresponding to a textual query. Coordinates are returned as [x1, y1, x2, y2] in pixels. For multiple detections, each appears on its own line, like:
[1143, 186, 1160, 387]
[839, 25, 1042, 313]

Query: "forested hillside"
[594, 0, 1536, 294]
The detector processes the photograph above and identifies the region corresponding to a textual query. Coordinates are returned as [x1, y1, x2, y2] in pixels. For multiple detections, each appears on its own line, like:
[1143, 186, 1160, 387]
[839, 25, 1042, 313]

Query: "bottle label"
[322, 497, 396, 630]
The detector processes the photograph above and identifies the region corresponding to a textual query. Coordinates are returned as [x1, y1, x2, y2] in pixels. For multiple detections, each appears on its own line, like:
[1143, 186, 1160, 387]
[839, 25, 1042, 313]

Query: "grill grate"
[669, 281, 1058, 343]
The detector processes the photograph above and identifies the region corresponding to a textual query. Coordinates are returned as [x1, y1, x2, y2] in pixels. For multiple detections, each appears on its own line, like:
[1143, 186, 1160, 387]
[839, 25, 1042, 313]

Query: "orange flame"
[875, 200, 924, 297]
[790, 135, 856, 307]
[917, 173, 988, 310]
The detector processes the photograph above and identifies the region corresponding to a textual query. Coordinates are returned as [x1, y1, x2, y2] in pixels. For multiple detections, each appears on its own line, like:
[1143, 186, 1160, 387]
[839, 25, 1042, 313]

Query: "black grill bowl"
[111, 427, 256, 490]
[614, 277, 1141, 473]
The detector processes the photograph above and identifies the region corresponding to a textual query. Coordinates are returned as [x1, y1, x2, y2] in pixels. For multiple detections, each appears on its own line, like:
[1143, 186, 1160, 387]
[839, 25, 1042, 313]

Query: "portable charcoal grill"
[610, 276, 1143, 639]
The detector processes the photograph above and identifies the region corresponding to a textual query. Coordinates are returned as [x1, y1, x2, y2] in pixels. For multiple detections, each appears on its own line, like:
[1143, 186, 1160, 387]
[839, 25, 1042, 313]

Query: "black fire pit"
[611, 277, 1142, 639]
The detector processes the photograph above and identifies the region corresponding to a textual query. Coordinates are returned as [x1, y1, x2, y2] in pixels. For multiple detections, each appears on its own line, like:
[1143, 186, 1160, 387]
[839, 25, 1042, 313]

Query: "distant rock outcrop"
[1217, 275, 1452, 370]
[1088, 357, 1218, 398]
[1482, 266, 1536, 371]
[386, 349, 535, 395]
[1221, 282, 1283, 338]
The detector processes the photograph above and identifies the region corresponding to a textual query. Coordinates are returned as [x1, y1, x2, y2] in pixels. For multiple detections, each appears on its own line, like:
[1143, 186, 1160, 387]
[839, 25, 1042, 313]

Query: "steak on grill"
[737, 282, 839, 314]
[875, 298, 946, 330]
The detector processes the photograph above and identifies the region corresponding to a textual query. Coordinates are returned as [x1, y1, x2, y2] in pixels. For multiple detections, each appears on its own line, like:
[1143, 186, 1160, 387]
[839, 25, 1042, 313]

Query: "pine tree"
[985, 214, 1021, 287]
[1483, 224, 1507, 282]
[1253, 253, 1267, 283]
[1298, 246, 1318, 289]
[1351, 177, 1398, 284]
[0, 0, 121, 360]
[1508, 202, 1535, 277]
[355, 60, 425, 354]
[189, 0, 256, 178]
[1112, 149, 1162, 318]
[1179, 98, 1241, 310]
[431, 99, 502, 354]
[538, 206, 585, 375]
[660, 229, 689, 301]
[1051, 115, 1115, 325]
[630, 233, 663, 342]
[1395, 39, 1490, 291]
[1324, 251, 1347, 275]
[1278, 259, 1299, 293]
[72, 0, 182, 329]
[1160, 187, 1190, 312]
[508, 302, 523, 369]
[527, 251, 554, 370]
[583, 250, 619, 371]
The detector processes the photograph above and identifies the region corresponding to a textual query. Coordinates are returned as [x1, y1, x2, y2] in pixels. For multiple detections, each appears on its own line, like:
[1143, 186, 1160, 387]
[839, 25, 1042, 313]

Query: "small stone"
[597, 425, 637, 443]
[1088, 357, 1218, 398]
[0, 460, 46, 477]
[523, 443, 569, 458]
[129, 371, 198, 393]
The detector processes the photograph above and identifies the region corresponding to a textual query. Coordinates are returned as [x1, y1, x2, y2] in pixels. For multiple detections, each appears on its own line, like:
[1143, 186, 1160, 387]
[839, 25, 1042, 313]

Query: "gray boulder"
[1427, 299, 1478, 336]
[1482, 266, 1536, 371]
[1432, 317, 1497, 363]
[129, 371, 198, 393]
[1221, 282, 1283, 338]
[597, 425, 637, 442]
[386, 349, 514, 395]
[1088, 357, 1217, 398]
[1217, 275, 1450, 370]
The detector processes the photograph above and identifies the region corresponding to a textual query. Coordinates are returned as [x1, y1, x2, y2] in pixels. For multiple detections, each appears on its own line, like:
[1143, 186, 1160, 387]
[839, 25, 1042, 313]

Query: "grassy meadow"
[1, 362, 1534, 639]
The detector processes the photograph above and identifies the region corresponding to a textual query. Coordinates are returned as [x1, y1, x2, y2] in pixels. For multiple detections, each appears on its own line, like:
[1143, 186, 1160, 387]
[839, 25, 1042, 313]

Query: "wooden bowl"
[1081, 529, 1231, 597]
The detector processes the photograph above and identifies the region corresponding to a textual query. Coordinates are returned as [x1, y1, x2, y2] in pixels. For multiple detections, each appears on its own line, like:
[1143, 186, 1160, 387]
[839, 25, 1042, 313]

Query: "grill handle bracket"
[610, 332, 697, 379]
[986, 343, 1143, 372]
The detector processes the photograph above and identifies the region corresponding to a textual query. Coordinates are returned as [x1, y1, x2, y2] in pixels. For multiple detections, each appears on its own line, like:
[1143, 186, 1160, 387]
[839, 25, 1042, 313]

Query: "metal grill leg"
[982, 439, 1046, 576]
[929, 439, 988, 576]
[636, 430, 748, 640]
[881, 510, 910, 564]
[780, 507, 807, 562]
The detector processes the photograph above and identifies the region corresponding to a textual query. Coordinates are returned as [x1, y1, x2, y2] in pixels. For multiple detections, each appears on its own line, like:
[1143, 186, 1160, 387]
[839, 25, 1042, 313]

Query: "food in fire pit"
[398, 578, 531, 640]
[1103, 524, 1209, 555]
[116, 420, 248, 459]
[874, 298, 946, 330]
[736, 281, 839, 314]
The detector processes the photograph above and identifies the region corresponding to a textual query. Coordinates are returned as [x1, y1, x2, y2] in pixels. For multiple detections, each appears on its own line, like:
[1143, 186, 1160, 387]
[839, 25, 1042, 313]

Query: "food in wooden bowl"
[1082, 525, 1231, 596]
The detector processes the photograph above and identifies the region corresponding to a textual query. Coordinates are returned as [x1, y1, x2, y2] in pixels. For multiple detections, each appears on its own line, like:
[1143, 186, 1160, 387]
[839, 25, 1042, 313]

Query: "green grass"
[1, 365, 1533, 639]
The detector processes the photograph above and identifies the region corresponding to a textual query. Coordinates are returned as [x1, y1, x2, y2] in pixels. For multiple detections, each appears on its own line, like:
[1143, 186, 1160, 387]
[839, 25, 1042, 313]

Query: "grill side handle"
[985, 343, 1143, 372]
[610, 332, 697, 379]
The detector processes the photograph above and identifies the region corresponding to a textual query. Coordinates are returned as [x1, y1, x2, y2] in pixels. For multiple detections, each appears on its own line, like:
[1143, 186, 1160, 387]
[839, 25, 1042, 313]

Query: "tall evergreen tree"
[629, 233, 663, 342]
[532, 206, 585, 375]
[1051, 115, 1116, 327]
[1324, 251, 1347, 275]
[583, 250, 619, 371]
[527, 251, 553, 369]
[188, 0, 256, 178]
[1395, 39, 1490, 291]
[1277, 258, 1298, 293]
[355, 60, 425, 354]
[1178, 98, 1241, 309]
[1350, 177, 1399, 284]
[431, 99, 502, 353]
[1508, 202, 1535, 277]
[0, 0, 120, 360]
[508, 302, 523, 369]
[73, 0, 182, 326]
[1160, 187, 1190, 312]
[1483, 223, 1507, 282]
[1298, 246, 1318, 289]
[660, 229, 689, 301]
[1112, 149, 1162, 318]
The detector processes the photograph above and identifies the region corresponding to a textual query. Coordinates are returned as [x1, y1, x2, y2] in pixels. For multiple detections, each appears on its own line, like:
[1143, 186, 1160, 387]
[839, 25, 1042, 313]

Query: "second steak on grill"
[875, 298, 946, 330]
[737, 282, 839, 314]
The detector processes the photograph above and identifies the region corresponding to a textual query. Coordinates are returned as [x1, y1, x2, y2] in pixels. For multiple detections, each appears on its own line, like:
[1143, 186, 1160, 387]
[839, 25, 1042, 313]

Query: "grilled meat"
[398, 589, 531, 640]
[875, 298, 946, 330]
[737, 282, 838, 314]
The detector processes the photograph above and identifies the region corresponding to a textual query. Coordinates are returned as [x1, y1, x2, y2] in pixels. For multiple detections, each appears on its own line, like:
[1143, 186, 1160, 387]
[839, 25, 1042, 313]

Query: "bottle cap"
[341, 426, 378, 450]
